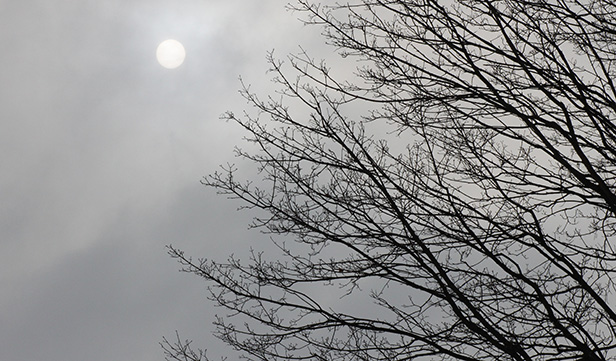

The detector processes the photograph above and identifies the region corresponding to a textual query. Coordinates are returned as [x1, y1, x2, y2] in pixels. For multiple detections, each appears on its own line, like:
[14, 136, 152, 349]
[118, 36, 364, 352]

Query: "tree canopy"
[164, 1, 616, 360]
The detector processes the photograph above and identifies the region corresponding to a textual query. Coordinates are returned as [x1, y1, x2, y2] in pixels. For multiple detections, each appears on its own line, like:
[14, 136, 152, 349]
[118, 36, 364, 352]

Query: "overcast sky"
[0, 1, 331, 360]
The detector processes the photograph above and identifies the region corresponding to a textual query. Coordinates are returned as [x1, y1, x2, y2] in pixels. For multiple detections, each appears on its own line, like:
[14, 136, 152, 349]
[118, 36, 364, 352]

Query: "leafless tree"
[164, 1, 616, 360]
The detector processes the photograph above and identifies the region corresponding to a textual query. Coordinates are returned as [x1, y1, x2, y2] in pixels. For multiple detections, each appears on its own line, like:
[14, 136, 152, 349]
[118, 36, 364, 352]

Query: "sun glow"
[156, 39, 185, 69]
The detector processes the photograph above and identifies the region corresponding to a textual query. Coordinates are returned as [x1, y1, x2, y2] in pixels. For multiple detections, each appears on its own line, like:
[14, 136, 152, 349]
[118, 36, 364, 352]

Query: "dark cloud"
[0, 184, 249, 361]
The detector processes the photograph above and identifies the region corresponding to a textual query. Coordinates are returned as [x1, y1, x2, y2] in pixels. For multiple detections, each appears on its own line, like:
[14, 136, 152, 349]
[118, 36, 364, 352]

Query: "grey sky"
[0, 1, 328, 360]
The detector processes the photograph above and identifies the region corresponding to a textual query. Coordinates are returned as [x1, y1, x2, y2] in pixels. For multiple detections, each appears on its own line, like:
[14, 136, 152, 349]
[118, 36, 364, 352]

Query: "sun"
[156, 39, 186, 69]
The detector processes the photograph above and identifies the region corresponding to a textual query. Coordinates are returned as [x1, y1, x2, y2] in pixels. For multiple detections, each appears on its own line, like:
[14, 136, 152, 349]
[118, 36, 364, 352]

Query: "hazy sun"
[156, 39, 185, 69]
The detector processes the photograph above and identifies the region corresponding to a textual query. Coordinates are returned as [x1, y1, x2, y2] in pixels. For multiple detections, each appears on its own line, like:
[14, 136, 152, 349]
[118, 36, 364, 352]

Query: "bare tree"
[164, 1, 616, 360]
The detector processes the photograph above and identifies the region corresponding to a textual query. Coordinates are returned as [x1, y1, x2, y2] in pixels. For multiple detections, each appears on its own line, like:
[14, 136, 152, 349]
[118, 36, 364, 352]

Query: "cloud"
[0, 1, 333, 360]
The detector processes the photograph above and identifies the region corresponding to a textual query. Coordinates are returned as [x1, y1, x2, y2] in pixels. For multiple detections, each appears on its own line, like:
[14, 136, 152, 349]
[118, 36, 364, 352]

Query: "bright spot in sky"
[156, 39, 185, 69]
